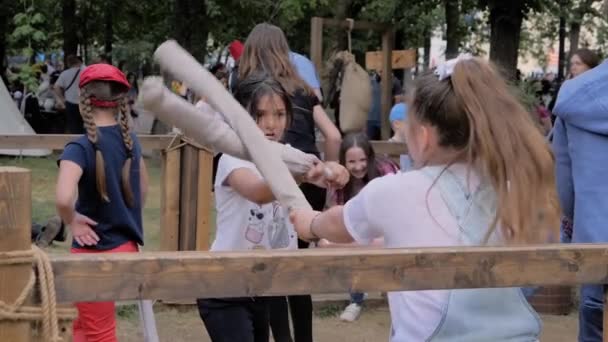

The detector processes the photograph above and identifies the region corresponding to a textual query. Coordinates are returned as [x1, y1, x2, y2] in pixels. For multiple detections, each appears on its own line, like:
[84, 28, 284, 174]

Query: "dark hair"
[127, 72, 138, 92]
[573, 48, 600, 69]
[66, 55, 81, 67]
[411, 57, 559, 244]
[234, 73, 293, 139]
[339, 132, 380, 202]
[210, 62, 226, 75]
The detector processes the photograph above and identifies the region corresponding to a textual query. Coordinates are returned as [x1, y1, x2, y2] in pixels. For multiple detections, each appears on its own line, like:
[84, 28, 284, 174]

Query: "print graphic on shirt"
[244, 202, 291, 249]
[267, 202, 291, 249]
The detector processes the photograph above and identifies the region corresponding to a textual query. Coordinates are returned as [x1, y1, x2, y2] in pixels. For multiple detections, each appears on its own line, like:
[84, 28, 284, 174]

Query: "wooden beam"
[0, 167, 31, 342]
[195, 149, 213, 251]
[0, 134, 175, 151]
[366, 50, 416, 71]
[178, 145, 199, 251]
[321, 18, 391, 32]
[160, 148, 181, 251]
[310, 17, 324, 75]
[50, 244, 608, 303]
[381, 29, 394, 140]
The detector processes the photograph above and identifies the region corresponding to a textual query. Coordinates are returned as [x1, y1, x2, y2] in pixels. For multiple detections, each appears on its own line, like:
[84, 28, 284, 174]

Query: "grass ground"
[1, 155, 580, 341]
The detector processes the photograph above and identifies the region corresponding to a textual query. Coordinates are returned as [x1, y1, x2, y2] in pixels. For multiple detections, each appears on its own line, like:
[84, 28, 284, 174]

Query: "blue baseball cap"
[389, 103, 408, 122]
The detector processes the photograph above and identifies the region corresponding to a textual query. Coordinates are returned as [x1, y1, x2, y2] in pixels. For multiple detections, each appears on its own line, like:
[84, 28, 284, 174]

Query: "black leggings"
[268, 184, 325, 342]
[197, 297, 269, 342]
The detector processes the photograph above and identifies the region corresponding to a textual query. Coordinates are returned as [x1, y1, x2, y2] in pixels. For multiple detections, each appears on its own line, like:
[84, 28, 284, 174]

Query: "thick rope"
[346, 18, 354, 53]
[0, 245, 77, 342]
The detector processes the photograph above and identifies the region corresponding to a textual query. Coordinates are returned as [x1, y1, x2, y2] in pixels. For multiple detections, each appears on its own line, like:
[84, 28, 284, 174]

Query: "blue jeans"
[350, 292, 365, 305]
[579, 285, 604, 342]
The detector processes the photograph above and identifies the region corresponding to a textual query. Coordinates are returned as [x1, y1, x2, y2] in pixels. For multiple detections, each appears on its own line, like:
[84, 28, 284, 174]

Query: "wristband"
[309, 212, 322, 242]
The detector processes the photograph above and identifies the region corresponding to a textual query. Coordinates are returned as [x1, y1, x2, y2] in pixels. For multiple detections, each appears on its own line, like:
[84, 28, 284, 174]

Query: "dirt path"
[116, 304, 578, 341]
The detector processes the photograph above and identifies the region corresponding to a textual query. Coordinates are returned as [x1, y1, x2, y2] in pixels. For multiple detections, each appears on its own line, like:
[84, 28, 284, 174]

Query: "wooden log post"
[380, 29, 394, 140]
[310, 17, 324, 75]
[0, 167, 32, 342]
[160, 147, 181, 251]
[179, 144, 199, 251]
[196, 149, 213, 251]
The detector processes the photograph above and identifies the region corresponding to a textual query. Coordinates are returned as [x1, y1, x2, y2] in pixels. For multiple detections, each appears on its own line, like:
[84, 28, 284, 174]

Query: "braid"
[80, 88, 110, 203]
[119, 97, 135, 208]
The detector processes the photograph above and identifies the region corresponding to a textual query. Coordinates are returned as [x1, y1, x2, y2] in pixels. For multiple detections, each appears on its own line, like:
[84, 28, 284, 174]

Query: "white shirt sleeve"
[55, 70, 68, 89]
[343, 176, 387, 245]
[215, 154, 259, 188]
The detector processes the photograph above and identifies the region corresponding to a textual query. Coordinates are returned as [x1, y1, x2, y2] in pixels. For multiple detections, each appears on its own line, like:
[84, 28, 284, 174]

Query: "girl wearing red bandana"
[55, 64, 149, 342]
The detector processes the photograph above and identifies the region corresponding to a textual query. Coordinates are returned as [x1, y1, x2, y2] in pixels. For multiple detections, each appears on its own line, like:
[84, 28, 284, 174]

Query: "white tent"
[0, 79, 51, 156]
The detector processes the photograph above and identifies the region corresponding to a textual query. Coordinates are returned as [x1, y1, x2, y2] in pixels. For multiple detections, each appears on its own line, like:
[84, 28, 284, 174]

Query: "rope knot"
[0, 245, 77, 341]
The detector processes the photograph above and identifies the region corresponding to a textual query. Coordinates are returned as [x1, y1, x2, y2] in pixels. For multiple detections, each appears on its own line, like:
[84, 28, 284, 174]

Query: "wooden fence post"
[310, 17, 324, 75]
[0, 167, 32, 342]
[196, 149, 213, 251]
[160, 147, 181, 251]
[380, 28, 394, 140]
[179, 144, 199, 251]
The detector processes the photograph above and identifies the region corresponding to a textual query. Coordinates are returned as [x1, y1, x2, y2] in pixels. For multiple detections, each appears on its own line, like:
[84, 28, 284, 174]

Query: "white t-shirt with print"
[343, 164, 482, 342]
[211, 154, 298, 251]
[56, 66, 84, 104]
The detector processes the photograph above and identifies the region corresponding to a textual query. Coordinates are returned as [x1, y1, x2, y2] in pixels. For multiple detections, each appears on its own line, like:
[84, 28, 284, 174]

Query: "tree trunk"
[174, 0, 208, 63]
[329, 0, 354, 53]
[444, 0, 460, 59]
[423, 29, 432, 70]
[557, 13, 567, 81]
[62, 0, 78, 65]
[488, 0, 525, 80]
[104, 0, 113, 64]
[0, 0, 10, 76]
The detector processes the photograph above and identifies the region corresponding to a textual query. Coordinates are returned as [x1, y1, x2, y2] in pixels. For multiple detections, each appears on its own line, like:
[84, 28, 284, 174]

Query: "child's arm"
[228, 162, 349, 205]
[139, 157, 149, 206]
[313, 105, 341, 161]
[56, 160, 99, 246]
[226, 168, 276, 205]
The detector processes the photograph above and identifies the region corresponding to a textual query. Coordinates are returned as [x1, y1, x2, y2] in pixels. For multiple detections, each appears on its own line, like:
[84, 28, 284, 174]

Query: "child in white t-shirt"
[196, 73, 348, 342]
[290, 56, 560, 341]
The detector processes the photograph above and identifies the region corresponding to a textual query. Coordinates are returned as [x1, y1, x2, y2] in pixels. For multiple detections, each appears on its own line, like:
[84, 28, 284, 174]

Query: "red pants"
[71, 241, 138, 342]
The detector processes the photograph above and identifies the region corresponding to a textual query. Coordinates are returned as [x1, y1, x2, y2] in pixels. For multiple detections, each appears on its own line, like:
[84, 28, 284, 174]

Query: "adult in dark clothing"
[237, 23, 342, 342]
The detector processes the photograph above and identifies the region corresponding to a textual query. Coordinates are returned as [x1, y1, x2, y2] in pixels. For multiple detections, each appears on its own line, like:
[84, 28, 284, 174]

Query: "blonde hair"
[79, 81, 135, 207]
[411, 57, 560, 244]
[239, 23, 313, 96]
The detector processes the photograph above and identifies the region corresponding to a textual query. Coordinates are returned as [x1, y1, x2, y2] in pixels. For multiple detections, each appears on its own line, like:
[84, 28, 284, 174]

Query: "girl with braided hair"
[55, 64, 149, 342]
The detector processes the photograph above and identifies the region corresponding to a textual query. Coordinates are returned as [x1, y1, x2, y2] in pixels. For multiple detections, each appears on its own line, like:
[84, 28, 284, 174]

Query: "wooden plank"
[195, 149, 213, 251]
[0, 134, 174, 151]
[381, 30, 394, 140]
[0, 167, 31, 342]
[321, 18, 391, 32]
[159, 148, 181, 251]
[51, 244, 608, 303]
[366, 50, 416, 71]
[178, 145, 198, 251]
[310, 17, 324, 75]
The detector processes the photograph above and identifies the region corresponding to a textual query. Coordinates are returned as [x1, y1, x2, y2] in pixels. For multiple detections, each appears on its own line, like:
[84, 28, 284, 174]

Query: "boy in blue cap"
[388, 102, 411, 171]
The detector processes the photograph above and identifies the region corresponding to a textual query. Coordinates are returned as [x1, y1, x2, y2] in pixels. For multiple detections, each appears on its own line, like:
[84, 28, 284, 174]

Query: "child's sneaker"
[339, 303, 362, 322]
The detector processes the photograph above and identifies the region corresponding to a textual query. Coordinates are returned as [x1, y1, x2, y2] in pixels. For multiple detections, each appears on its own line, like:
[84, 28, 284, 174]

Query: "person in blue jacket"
[552, 58, 607, 341]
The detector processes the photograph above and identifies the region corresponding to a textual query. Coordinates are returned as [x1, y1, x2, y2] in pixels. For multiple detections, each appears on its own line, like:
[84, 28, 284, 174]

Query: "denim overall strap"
[420, 166, 542, 342]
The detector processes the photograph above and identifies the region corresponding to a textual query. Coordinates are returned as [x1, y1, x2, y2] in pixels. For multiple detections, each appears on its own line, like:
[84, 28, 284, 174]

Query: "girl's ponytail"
[118, 97, 135, 208]
[80, 88, 110, 203]
[449, 58, 559, 244]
